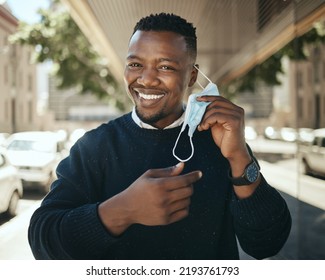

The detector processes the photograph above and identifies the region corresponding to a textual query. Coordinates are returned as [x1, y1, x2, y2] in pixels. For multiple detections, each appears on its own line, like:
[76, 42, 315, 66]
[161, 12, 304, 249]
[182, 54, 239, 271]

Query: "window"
[0, 154, 5, 167]
[5, 99, 8, 120]
[28, 100, 33, 122]
[312, 137, 319, 146]
[18, 71, 22, 88]
[307, 65, 312, 85]
[4, 65, 8, 85]
[28, 74, 33, 91]
[321, 138, 325, 148]
[297, 69, 303, 88]
[313, 61, 320, 84]
[297, 96, 303, 120]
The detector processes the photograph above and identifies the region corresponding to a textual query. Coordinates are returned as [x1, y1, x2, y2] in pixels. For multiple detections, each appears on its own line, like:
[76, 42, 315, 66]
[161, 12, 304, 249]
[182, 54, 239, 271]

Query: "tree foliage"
[223, 22, 325, 96]
[9, 3, 129, 111]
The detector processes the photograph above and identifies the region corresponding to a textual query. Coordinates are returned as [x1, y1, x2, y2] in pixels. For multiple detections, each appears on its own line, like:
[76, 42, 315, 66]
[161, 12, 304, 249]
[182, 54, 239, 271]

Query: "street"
[248, 138, 325, 259]
[0, 138, 324, 259]
[0, 190, 41, 260]
[243, 158, 325, 259]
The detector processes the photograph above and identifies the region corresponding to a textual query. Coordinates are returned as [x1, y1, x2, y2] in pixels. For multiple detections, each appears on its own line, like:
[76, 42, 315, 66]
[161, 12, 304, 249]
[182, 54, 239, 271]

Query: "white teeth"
[138, 93, 164, 100]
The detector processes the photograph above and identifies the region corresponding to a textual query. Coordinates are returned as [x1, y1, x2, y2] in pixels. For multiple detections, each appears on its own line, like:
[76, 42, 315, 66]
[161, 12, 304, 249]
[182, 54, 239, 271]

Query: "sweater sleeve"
[28, 130, 120, 260]
[230, 174, 292, 259]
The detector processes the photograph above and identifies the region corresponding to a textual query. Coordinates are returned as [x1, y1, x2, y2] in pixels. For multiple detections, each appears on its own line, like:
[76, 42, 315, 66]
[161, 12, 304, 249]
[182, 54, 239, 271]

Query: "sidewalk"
[259, 160, 325, 259]
[0, 202, 39, 260]
[259, 160, 325, 210]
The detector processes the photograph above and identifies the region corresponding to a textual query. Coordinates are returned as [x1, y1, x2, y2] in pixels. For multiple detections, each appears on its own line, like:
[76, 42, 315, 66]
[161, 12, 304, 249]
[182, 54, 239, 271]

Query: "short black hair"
[133, 13, 197, 61]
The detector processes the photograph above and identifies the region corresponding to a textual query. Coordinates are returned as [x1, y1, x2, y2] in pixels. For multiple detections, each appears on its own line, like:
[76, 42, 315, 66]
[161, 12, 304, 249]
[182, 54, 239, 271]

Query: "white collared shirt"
[131, 107, 185, 129]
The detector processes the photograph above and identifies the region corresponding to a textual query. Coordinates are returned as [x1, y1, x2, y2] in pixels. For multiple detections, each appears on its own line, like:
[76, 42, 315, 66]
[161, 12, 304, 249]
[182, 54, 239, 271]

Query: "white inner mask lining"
[172, 66, 216, 162]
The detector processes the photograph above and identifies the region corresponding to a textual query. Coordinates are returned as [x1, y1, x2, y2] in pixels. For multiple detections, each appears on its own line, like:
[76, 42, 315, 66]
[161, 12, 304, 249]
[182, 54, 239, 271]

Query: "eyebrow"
[158, 58, 181, 65]
[126, 54, 140, 60]
[126, 55, 181, 65]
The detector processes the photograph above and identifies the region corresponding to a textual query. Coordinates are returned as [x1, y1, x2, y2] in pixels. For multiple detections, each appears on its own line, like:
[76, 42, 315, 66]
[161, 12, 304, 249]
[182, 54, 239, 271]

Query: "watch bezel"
[229, 160, 260, 186]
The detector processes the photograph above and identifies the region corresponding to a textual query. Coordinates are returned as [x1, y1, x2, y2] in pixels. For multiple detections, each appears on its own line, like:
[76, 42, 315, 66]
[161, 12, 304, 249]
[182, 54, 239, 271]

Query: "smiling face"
[124, 31, 197, 129]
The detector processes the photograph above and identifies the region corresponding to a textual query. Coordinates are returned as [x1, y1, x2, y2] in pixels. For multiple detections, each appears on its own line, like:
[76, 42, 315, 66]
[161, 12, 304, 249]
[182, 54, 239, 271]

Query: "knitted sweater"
[28, 113, 291, 260]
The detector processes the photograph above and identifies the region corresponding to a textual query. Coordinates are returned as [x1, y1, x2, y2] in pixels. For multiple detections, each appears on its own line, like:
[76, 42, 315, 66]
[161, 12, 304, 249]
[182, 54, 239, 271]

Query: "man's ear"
[188, 65, 198, 87]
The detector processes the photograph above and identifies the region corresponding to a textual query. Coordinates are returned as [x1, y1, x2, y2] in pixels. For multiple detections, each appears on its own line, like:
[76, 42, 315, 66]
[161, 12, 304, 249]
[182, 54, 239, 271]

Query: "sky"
[4, 0, 51, 23]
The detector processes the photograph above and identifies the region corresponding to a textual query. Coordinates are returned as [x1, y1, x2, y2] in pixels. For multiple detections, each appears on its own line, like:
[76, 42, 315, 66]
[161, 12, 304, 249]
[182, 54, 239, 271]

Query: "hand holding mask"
[172, 67, 220, 162]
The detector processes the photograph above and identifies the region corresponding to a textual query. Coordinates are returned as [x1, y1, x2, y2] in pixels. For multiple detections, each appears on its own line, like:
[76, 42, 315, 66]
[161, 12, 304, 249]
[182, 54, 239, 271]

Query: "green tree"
[9, 3, 130, 111]
[223, 22, 325, 96]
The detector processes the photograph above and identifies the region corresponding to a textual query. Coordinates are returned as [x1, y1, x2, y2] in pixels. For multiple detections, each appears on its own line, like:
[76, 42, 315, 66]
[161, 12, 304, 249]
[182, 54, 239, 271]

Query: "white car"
[0, 148, 23, 217]
[0, 133, 10, 146]
[245, 126, 258, 141]
[5, 131, 65, 193]
[300, 128, 325, 177]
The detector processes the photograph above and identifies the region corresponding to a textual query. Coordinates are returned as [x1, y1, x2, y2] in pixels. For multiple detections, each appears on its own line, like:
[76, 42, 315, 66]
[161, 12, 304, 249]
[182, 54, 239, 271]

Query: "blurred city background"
[0, 0, 324, 260]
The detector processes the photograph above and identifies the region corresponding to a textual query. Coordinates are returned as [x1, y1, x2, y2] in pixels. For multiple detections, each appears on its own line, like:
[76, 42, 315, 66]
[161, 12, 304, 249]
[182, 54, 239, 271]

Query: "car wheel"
[41, 172, 54, 194]
[6, 191, 20, 217]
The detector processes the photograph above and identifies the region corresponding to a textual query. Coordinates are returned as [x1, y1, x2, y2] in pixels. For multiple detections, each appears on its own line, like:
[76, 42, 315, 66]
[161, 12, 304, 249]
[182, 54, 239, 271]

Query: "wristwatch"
[229, 160, 260, 186]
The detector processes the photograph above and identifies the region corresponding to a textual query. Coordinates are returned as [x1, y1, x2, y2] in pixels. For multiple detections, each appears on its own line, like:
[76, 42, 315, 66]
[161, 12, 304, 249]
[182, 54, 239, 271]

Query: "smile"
[138, 93, 165, 100]
[136, 90, 164, 100]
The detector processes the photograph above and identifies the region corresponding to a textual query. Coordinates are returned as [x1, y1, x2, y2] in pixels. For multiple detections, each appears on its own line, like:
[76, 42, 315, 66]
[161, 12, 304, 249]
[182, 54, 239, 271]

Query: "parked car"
[280, 127, 297, 142]
[65, 128, 86, 150]
[264, 126, 281, 140]
[298, 128, 314, 143]
[245, 126, 258, 140]
[300, 128, 325, 177]
[0, 133, 10, 147]
[0, 148, 23, 217]
[5, 131, 65, 193]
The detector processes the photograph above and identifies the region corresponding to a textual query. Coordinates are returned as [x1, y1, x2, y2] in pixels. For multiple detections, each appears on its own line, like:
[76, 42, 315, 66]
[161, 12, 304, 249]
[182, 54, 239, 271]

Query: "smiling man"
[125, 30, 196, 129]
[28, 13, 291, 260]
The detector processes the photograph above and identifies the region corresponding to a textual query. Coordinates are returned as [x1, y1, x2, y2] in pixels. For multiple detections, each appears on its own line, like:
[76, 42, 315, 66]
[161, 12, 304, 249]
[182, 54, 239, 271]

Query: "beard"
[135, 106, 167, 127]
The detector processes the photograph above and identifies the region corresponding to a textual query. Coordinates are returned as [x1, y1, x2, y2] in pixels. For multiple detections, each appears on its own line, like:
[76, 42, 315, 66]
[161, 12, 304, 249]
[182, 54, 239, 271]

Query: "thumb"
[170, 162, 185, 176]
[147, 162, 185, 178]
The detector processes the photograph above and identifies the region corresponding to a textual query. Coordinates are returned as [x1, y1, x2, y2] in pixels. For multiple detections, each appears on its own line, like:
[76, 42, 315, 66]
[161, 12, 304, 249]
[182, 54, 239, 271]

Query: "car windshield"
[7, 140, 55, 153]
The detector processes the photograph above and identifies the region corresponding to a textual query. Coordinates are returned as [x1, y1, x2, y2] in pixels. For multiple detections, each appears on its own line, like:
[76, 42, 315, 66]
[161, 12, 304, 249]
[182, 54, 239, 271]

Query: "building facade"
[0, 4, 39, 133]
[272, 43, 325, 129]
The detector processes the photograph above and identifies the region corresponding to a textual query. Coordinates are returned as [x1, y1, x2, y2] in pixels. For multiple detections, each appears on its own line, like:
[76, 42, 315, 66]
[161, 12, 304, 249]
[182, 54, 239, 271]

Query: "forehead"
[127, 31, 188, 60]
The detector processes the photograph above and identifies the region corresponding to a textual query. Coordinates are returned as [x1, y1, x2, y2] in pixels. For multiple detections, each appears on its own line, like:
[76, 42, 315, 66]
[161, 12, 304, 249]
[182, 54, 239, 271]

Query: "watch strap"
[229, 160, 259, 186]
[229, 172, 251, 185]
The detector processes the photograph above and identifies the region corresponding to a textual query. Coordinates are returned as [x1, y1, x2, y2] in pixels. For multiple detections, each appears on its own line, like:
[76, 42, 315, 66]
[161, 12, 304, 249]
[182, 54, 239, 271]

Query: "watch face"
[246, 162, 259, 182]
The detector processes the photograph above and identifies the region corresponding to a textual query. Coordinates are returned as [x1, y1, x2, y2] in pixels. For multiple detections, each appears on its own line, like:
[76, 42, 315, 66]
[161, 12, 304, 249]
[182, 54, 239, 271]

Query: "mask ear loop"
[196, 79, 204, 90]
[172, 65, 212, 162]
[172, 130, 194, 162]
[194, 65, 213, 87]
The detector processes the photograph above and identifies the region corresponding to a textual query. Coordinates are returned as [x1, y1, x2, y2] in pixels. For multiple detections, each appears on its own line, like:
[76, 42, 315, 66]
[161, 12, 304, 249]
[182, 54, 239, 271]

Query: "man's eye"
[160, 65, 175, 71]
[128, 63, 142, 68]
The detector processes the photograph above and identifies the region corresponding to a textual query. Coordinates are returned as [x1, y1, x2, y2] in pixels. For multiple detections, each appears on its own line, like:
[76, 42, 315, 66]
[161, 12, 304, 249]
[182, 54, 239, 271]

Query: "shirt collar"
[131, 107, 185, 130]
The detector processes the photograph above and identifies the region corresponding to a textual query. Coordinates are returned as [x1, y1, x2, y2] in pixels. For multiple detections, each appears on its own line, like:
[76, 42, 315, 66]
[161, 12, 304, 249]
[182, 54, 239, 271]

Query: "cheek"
[124, 66, 142, 83]
[167, 74, 187, 90]
[124, 69, 133, 85]
[174, 78, 190, 97]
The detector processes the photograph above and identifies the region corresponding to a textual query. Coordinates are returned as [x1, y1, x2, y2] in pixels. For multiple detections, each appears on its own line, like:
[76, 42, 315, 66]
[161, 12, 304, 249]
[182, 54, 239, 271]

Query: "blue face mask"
[172, 67, 220, 162]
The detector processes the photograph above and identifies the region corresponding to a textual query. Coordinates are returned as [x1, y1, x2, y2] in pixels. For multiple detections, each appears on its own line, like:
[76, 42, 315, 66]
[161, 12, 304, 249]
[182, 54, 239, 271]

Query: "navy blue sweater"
[28, 113, 291, 259]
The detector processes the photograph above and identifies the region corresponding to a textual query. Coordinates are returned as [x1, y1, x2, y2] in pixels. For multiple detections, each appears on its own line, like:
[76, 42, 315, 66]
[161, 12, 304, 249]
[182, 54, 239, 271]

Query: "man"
[28, 13, 291, 260]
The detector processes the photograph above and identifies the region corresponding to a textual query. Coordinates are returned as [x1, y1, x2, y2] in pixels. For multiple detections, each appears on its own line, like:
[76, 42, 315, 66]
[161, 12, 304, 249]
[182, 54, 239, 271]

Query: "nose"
[137, 67, 160, 87]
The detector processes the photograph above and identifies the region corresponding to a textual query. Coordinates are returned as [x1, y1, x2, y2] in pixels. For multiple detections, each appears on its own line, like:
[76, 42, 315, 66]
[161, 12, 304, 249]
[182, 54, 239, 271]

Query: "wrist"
[98, 192, 133, 236]
[228, 152, 252, 177]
